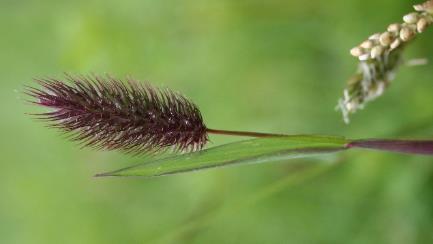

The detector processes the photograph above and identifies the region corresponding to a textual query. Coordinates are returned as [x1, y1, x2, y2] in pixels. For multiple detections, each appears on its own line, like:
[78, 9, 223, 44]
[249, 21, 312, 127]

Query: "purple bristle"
[26, 74, 208, 154]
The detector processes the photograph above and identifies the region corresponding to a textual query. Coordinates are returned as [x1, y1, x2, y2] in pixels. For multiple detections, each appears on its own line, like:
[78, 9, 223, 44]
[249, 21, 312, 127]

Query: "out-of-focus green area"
[1, 0, 433, 243]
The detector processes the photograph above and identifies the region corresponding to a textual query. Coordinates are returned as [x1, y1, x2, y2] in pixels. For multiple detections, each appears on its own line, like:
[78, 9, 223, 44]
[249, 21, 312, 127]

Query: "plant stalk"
[206, 128, 284, 138]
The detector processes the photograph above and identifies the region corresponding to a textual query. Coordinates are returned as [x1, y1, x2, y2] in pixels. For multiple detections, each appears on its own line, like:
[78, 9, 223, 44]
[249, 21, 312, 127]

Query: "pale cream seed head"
[403, 12, 419, 24]
[400, 26, 416, 41]
[342, 0, 433, 121]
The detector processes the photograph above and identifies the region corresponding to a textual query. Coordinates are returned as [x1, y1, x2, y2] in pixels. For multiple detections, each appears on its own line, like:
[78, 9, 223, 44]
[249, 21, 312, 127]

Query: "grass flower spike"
[26, 75, 209, 154]
[338, 0, 433, 123]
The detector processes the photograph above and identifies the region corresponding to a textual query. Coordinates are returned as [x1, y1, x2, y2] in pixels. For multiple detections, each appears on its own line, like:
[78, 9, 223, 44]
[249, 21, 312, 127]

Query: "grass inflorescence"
[338, 0, 433, 123]
[26, 74, 209, 154]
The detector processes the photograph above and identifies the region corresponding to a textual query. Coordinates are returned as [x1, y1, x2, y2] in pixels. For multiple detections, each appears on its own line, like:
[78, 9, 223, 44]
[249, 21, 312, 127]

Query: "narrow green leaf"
[96, 135, 349, 178]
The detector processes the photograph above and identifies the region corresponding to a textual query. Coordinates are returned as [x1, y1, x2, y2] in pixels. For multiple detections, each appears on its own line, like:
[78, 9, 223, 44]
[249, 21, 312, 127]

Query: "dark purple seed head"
[25, 74, 208, 154]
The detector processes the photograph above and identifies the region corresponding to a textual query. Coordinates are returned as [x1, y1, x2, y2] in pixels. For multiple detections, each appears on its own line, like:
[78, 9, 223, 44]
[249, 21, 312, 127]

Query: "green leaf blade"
[96, 135, 349, 178]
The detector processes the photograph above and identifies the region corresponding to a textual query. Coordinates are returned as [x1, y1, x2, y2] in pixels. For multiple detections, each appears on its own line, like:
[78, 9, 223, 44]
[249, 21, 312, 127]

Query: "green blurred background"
[1, 0, 433, 243]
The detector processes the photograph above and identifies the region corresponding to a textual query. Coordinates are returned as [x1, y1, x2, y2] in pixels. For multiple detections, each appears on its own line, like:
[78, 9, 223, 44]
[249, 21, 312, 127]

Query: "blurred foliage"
[1, 0, 433, 243]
